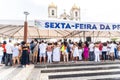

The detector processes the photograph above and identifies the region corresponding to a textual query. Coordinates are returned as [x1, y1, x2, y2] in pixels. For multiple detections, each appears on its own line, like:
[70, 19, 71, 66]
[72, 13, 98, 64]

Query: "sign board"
[35, 20, 120, 31]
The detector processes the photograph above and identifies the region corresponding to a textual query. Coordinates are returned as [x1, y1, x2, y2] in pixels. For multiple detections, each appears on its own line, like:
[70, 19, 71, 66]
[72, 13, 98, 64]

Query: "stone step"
[38, 61, 120, 80]
[49, 70, 120, 79]
[90, 77, 120, 80]
[41, 66, 120, 73]
[35, 61, 120, 68]
[40, 64, 120, 70]
[49, 74, 120, 80]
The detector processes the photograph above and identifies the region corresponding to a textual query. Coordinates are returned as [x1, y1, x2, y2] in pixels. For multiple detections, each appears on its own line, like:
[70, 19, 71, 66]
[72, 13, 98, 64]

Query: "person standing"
[46, 43, 53, 63]
[99, 41, 103, 60]
[53, 42, 60, 62]
[61, 42, 68, 62]
[109, 41, 115, 61]
[33, 39, 39, 64]
[39, 40, 47, 64]
[83, 41, 89, 61]
[12, 43, 20, 66]
[94, 43, 100, 62]
[30, 40, 35, 63]
[113, 41, 118, 59]
[107, 41, 111, 60]
[117, 42, 120, 59]
[89, 42, 95, 61]
[2, 41, 6, 64]
[21, 41, 29, 67]
[73, 42, 79, 62]
[102, 42, 108, 61]
[69, 42, 73, 62]
[78, 44, 83, 61]
[0, 44, 3, 65]
[5, 40, 13, 66]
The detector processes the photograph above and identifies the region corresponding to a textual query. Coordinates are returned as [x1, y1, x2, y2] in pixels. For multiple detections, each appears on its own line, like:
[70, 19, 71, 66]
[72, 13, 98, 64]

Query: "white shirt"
[73, 46, 79, 55]
[69, 44, 73, 51]
[114, 44, 117, 49]
[12, 46, 19, 57]
[94, 47, 100, 54]
[78, 49, 83, 54]
[102, 46, 108, 52]
[107, 43, 111, 51]
[39, 43, 47, 53]
[110, 43, 115, 53]
[5, 43, 13, 54]
[0, 47, 3, 56]
[89, 43, 94, 52]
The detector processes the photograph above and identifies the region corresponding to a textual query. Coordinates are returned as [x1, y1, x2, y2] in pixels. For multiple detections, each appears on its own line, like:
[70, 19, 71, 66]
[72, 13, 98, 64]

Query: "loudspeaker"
[86, 37, 91, 42]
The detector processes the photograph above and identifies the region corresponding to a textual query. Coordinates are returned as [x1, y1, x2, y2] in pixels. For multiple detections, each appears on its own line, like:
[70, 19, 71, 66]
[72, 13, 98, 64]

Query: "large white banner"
[34, 20, 120, 31]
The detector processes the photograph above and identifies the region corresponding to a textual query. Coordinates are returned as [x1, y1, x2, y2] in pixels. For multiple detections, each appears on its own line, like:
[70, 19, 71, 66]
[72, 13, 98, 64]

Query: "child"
[0, 44, 3, 65]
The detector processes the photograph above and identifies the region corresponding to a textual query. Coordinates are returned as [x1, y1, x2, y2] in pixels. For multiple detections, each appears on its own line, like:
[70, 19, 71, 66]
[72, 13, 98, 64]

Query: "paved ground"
[0, 64, 34, 80]
[0, 60, 120, 80]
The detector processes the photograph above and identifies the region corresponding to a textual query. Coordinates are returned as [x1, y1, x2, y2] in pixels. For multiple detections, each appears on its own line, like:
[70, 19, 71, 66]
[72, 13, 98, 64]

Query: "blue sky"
[0, 0, 120, 22]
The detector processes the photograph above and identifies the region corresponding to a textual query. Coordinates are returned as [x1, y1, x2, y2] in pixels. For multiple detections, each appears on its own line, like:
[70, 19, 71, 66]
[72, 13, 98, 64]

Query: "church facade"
[48, 2, 80, 21]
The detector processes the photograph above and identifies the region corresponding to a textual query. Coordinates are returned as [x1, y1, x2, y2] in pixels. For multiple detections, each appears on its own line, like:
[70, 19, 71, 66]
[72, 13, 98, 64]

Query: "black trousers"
[102, 51, 107, 60]
[89, 51, 95, 61]
[2, 52, 6, 63]
[5, 54, 12, 66]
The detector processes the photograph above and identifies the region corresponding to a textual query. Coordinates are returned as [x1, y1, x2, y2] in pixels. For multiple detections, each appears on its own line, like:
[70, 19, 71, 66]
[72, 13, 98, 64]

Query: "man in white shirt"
[89, 42, 95, 61]
[39, 40, 47, 64]
[5, 40, 13, 66]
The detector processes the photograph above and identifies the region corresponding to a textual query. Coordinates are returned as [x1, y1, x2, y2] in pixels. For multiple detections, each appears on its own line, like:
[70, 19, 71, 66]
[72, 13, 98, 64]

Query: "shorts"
[39, 53, 46, 57]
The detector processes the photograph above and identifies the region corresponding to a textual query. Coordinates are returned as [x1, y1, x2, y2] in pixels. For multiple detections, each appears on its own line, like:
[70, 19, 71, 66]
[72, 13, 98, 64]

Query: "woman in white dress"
[53, 42, 60, 62]
[94, 43, 100, 62]
[73, 43, 79, 62]
[78, 46, 83, 61]
[12, 43, 20, 66]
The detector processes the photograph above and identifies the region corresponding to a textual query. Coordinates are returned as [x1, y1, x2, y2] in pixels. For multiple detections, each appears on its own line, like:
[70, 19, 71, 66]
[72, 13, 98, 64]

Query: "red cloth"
[99, 43, 103, 51]
[2, 44, 6, 52]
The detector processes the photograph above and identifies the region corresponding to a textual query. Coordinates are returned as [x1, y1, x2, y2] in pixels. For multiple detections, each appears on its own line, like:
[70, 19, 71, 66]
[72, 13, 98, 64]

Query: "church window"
[75, 11, 78, 17]
[52, 10, 54, 16]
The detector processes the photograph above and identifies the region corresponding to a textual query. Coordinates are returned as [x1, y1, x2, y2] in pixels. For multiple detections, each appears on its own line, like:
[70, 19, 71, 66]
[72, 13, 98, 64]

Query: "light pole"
[23, 11, 29, 42]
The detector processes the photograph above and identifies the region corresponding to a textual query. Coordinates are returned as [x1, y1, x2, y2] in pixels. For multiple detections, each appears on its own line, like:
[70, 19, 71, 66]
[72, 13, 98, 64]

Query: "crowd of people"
[0, 39, 120, 67]
[0, 40, 30, 67]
